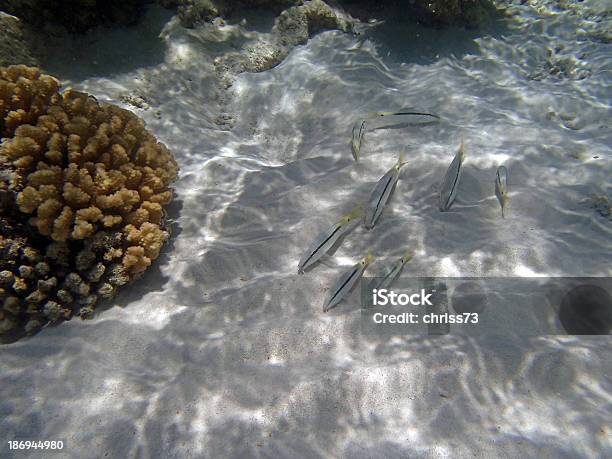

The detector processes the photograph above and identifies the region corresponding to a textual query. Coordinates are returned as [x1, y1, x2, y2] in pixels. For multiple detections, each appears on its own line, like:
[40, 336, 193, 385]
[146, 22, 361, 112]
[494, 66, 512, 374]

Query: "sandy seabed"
[1, 1, 611, 457]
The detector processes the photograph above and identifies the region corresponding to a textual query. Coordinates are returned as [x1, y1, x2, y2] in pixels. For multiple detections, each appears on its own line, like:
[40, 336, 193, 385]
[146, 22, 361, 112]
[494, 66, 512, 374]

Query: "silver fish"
[324, 254, 375, 312]
[495, 165, 509, 218]
[351, 119, 368, 161]
[364, 153, 407, 229]
[439, 138, 466, 212]
[367, 110, 441, 130]
[369, 248, 415, 292]
[298, 205, 364, 274]
[351, 111, 440, 161]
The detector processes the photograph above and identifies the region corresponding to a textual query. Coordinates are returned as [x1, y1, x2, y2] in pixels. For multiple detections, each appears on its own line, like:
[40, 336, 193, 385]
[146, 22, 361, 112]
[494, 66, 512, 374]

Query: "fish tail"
[364, 253, 375, 266]
[459, 137, 466, 163]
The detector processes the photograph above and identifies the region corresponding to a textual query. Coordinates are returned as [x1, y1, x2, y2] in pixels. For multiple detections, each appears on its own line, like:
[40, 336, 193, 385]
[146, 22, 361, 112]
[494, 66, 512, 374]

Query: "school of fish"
[299, 110, 510, 312]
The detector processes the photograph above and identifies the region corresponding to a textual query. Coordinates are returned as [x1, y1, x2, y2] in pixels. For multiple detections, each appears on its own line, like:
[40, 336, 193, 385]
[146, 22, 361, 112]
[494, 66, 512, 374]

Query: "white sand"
[1, 1, 611, 457]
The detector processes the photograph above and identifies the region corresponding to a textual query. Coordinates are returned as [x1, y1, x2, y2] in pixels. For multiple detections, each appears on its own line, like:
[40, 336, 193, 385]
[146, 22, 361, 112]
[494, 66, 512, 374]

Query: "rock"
[177, 0, 224, 28]
[213, 0, 355, 78]
[0, 13, 38, 67]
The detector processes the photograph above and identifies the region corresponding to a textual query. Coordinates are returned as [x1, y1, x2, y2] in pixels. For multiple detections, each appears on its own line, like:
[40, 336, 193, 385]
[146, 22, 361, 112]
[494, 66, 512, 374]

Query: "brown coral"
[3, 87, 178, 270]
[0, 225, 62, 338]
[0, 65, 178, 340]
[0, 65, 61, 138]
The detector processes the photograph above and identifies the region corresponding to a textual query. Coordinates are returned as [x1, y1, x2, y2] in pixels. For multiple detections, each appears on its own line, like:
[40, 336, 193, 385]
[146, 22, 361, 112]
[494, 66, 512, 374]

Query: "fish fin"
[351, 119, 366, 161]
[458, 137, 466, 163]
[402, 248, 415, 262]
[351, 145, 359, 162]
[398, 151, 409, 169]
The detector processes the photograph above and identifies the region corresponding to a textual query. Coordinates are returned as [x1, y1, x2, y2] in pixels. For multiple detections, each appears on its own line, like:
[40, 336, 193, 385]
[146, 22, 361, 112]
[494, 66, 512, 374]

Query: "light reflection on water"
[1, 0, 611, 457]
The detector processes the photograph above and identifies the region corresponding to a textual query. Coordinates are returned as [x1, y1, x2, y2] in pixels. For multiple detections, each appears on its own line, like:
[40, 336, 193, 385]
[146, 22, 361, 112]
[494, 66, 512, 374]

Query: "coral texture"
[0, 65, 178, 340]
[0, 66, 60, 138]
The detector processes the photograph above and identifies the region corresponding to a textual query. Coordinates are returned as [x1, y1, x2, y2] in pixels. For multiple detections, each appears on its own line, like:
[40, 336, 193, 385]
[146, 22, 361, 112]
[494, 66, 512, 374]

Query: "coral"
[3, 89, 178, 253]
[0, 221, 62, 337]
[0, 65, 61, 138]
[0, 65, 178, 340]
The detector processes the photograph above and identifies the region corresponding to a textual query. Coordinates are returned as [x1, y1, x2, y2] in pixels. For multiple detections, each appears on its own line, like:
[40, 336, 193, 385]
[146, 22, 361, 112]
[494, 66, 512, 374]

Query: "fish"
[364, 153, 408, 229]
[367, 110, 441, 130]
[495, 165, 509, 218]
[351, 118, 368, 161]
[369, 248, 415, 292]
[324, 254, 375, 312]
[439, 138, 466, 212]
[350, 110, 440, 161]
[297, 205, 364, 274]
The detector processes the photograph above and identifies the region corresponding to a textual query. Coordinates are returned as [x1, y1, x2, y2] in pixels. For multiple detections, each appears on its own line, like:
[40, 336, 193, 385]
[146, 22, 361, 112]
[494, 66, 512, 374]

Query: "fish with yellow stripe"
[495, 165, 509, 218]
[439, 138, 466, 212]
[364, 153, 408, 229]
[351, 110, 440, 161]
[369, 248, 415, 292]
[324, 254, 375, 312]
[298, 205, 364, 274]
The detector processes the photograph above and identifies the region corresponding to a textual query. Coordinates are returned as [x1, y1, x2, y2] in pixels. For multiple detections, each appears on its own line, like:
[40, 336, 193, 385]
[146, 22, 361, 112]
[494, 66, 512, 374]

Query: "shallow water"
[1, 1, 611, 457]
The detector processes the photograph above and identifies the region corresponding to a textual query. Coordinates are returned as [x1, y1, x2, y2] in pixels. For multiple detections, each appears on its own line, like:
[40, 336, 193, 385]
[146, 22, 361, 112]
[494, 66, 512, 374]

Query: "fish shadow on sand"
[438, 167, 491, 212]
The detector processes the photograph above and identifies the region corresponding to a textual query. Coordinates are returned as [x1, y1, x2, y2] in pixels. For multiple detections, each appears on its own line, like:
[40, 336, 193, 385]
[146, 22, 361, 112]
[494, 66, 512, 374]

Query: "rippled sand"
[1, 1, 610, 457]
